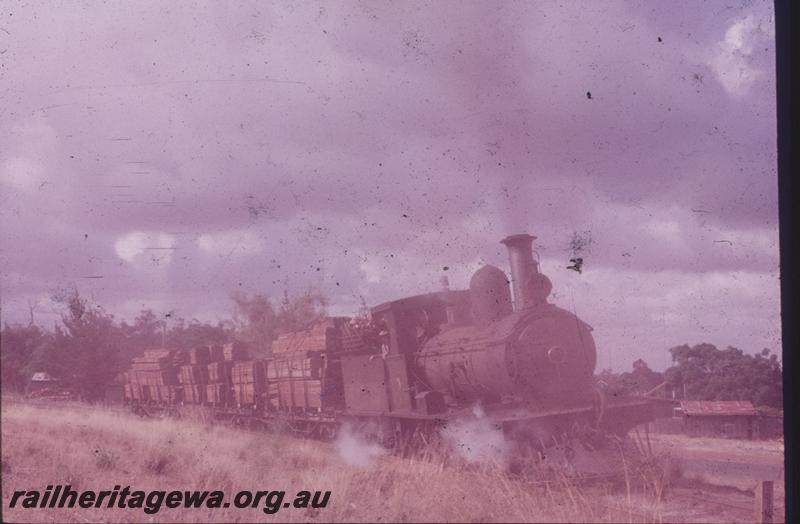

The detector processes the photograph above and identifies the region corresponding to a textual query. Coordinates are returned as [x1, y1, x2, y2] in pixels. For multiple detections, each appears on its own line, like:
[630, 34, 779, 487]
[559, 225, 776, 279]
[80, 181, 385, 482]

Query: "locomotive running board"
[342, 396, 658, 430]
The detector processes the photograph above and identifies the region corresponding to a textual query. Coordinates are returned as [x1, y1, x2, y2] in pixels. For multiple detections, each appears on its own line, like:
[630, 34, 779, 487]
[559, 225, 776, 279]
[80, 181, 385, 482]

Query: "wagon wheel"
[267, 418, 293, 436]
[327, 423, 340, 441]
[249, 418, 267, 431]
[248, 416, 263, 430]
[318, 423, 338, 442]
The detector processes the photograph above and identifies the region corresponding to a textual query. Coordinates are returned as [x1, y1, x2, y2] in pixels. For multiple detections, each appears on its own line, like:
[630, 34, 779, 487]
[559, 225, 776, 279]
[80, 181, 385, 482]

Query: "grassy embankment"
[2, 397, 670, 523]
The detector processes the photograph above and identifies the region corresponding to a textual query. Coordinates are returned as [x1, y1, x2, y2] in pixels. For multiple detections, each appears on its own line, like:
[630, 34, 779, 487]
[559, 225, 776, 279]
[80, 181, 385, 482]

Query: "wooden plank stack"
[267, 354, 324, 410]
[207, 361, 232, 383]
[124, 342, 256, 407]
[223, 341, 250, 361]
[153, 384, 183, 404]
[178, 365, 208, 384]
[205, 358, 232, 405]
[271, 320, 339, 354]
[267, 318, 345, 412]
[178, 347, 210, 404]
[125, 349, 181, 403]
[182, 384, 205, 403]
[123, 372, 134, 401]
[232, 360, 266, 406]
[188, 346, 210, 365]
[209, 344, 224, 362]
[205, 383, 228, 404]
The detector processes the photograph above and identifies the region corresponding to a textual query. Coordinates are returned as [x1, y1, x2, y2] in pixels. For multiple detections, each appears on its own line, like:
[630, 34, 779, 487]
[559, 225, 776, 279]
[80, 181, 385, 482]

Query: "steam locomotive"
[123, 233, 657, 465]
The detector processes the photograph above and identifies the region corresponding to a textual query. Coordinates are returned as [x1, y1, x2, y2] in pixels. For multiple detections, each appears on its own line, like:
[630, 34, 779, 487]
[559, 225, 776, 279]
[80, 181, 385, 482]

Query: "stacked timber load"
[271, 319, 341, 354]
[205, 345, 231, 405]
[232, 360, 266, 407]
[187, 346, 210, 365]
[126, 349, 182, 403]
[123, 372, 132, 400]
[223, 341, 250, 361]
[267, 318, 345, 411]
[209, 344, 224, 362]
[178, 347, 210, 404]
[179, 365, 207, 384]
[207, 361, 232, 382]
[340, 318, 386, 353]
[267, 356, 323, 410]
[205, 367, 231, 405]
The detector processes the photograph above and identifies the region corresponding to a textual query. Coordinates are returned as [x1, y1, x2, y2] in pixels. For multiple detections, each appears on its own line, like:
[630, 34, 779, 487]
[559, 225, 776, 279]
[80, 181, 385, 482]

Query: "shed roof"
[680, 400, 757, 417]
[31, 372, 56, 382]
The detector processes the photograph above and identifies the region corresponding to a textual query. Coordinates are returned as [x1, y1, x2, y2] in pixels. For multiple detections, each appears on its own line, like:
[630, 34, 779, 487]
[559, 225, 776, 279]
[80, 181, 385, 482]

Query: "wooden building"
[26, 371, 58, 395]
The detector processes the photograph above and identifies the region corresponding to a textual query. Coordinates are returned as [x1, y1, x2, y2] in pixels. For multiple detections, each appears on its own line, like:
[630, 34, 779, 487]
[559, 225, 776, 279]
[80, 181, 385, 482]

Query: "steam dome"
[469, 264, 513, 325]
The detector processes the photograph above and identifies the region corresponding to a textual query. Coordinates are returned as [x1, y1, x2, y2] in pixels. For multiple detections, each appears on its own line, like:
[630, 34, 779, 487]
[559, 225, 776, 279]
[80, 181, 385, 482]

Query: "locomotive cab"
[339, 290, 470, 416]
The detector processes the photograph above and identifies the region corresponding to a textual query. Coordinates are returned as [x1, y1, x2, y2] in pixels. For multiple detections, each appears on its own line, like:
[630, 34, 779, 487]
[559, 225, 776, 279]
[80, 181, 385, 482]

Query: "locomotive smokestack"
[500, 233, 551, 310]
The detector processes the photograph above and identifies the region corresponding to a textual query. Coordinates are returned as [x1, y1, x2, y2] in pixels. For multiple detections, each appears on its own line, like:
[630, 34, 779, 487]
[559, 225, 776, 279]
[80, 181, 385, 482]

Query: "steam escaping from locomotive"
[441, 404, 510, 466]
[335, 424, 387, 468]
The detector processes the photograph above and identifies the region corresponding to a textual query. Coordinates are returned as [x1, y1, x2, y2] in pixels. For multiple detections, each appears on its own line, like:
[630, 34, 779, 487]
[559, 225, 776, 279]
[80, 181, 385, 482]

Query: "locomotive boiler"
[417, 234, 597, 410]
[123, 232, 658, 463]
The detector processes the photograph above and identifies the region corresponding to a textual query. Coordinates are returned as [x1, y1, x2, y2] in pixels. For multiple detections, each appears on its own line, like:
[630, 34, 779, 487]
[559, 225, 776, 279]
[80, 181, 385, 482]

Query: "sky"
[0, 1, 779, 371]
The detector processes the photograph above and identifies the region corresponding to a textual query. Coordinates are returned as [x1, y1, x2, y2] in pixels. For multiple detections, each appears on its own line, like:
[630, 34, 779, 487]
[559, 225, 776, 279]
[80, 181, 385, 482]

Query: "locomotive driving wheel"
[317, 423, 338, 441]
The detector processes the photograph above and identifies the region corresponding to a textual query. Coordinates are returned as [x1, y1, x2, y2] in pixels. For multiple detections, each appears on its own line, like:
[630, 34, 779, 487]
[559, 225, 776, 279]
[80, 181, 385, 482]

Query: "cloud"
[0, 1, 779, 369]
[0, 115, 59, 195]
[548, 263, 781, 371]
[196, 229, 264, 257]
[708, 13, 775, 97]
[114, 232, 176, 264]
[0, 157, 45, 194]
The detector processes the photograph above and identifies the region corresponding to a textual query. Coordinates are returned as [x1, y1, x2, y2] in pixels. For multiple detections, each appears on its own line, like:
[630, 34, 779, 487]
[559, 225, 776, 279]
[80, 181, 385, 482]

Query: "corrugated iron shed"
[680, 400, 757, 417]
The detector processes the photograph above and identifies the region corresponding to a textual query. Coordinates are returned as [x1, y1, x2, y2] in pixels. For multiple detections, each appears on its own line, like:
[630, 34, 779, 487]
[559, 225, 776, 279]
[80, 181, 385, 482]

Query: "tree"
[663, 343, 782, 408]
[624, 359, 664, 394]
[0, 323, 50, 392]
[51, 287, 119, 401]
[169, 318, 233, 350]
[231, 292, 277, 356]
[117, 309, 165, 362]
[230, 290, 328, 357]
[596, 359, 663, 397]
[275, 290, 327, 334]
[2, 287, 331, 400]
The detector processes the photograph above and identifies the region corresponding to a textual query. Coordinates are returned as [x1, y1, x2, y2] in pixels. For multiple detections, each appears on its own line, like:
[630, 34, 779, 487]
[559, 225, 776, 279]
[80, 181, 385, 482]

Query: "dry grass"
[2, 397, 669, 523]
[647, 431, 785, 504]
